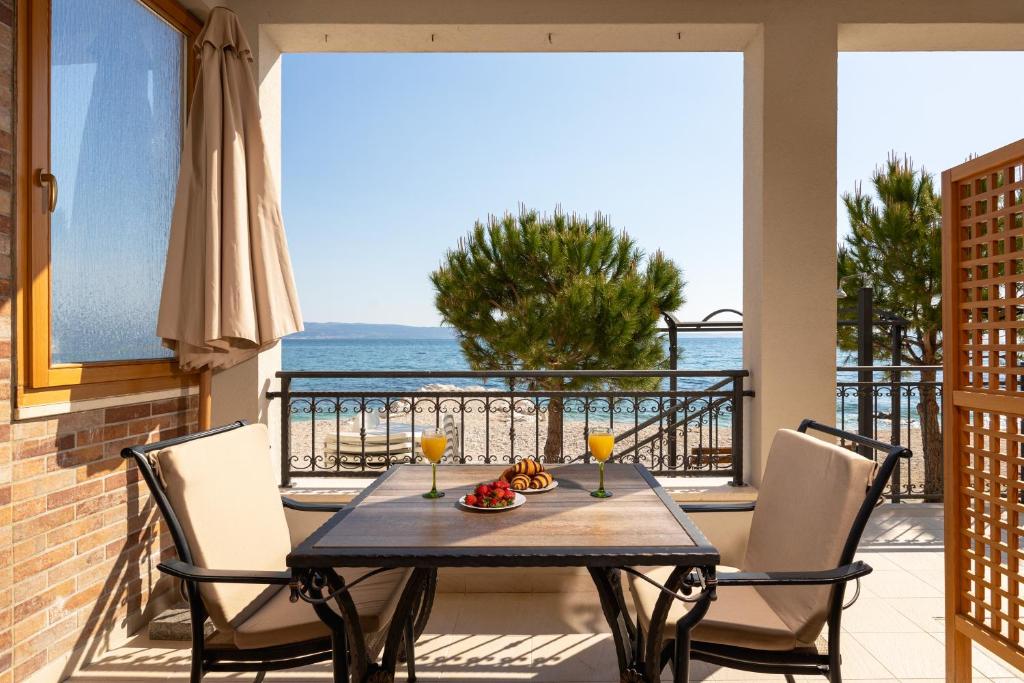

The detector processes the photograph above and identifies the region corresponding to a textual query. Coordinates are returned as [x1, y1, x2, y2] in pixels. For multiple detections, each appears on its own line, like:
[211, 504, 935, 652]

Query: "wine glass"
[420, 429, 447, 499]
[588, 427, 614, 498]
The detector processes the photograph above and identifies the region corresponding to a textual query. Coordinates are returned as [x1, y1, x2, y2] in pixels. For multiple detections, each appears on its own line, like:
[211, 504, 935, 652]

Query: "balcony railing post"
[665, 314, 679, 469]
[730, 375, 744, 486]
[280, 375, 291, 487]
[890, 326, 903, 503]
[856, 287, 874, 459]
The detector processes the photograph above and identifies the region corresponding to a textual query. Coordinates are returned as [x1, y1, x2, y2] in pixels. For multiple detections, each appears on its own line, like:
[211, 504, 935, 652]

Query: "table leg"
[590, 566, 716, 683]
[642, 566, 715, 683]
[298, 567, 434, 683]
[588, 567, 645, 682]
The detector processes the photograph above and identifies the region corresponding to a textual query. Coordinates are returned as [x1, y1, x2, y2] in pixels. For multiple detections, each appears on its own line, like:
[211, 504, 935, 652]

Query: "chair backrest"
[741, 428, 878, 644]
[127, 422, 291, 633]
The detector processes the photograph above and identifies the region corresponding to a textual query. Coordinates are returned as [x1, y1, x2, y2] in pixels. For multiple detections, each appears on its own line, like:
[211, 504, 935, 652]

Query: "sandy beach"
[286, 398, 932, 492]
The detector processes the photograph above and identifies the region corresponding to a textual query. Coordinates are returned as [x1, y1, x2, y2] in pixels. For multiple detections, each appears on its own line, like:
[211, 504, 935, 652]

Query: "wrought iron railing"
[836, 365, 942, 502]
[268, 369, 751, 486]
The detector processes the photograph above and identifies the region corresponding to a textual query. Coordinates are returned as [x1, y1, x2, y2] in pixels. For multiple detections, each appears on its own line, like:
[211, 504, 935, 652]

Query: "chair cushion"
[628, 566, 801, 651]
[156, 423, 292, 633]
[232, 567, 414, 649]
[743, 429, 876, 644]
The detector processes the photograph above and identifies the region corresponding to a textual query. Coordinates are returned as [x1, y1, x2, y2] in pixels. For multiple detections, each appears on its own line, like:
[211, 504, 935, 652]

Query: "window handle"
[36, 170, 57, 212]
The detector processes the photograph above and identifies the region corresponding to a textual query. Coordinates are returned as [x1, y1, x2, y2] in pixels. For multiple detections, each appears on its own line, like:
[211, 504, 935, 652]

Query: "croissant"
[530, 471, 553, 489]
[513, 459, 544, 476]
[510, 474, 532, 491]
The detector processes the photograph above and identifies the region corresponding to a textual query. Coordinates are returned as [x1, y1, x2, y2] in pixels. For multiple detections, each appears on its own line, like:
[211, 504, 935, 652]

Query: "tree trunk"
[917, 366, 943, 500]
[543, 397, 564, 464]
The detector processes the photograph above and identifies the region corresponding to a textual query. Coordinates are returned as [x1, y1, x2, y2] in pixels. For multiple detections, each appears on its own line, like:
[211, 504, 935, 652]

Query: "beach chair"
[322, 413, 461, 468]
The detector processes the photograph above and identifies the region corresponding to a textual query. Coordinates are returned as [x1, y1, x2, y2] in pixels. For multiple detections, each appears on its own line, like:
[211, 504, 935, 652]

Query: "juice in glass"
[588, 428, 614, 498]
[420, 430, 446, 498]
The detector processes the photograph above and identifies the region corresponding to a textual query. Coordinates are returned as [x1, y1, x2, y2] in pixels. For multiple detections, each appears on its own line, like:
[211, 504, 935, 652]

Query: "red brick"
[74, 489, 127, 518]
[151, 397, 188, 415]
[46, 479, 103, 510]
[13, 544, 73, 583]
[12, 496, 45, 523]
[13, 506, 73, 543]
[104, 403, 150, 424]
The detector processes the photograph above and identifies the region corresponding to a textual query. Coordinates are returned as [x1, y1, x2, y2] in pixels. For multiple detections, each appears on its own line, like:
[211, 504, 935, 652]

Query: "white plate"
[457, 492, 526, 512]
[519, 480, 559, 494]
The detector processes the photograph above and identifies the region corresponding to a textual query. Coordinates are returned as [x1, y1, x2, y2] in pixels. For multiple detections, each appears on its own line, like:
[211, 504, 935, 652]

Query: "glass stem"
[431, 462, 438, 495]
[599, 461, 605, 493]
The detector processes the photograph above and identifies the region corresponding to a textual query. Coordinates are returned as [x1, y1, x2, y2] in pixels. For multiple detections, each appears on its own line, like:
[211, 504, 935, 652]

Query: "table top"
[288, 463, 718, 569]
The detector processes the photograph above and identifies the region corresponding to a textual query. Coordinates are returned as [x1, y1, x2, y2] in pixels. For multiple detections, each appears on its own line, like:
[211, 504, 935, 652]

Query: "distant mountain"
[289, 322, 456, 341]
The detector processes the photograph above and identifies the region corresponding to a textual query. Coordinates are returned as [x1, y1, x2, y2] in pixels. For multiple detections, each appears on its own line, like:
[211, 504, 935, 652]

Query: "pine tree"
[838, 154, 943, 498]
[431, 208, 684, 462]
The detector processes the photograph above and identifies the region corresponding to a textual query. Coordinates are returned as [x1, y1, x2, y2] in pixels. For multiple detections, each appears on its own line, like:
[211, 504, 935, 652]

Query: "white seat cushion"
[743, 429, 876, 643]
[233, 567, 413, 649]
[629, 565, 800, 651]
[629, 428, 877, 651]
[156, 424, 295, 633]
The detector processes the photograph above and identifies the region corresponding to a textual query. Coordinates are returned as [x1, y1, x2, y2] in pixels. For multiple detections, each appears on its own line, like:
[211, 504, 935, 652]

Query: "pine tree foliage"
[838, 154, 942, 363]
[837, 154, 943, 497]
[431, 208, 685, 459]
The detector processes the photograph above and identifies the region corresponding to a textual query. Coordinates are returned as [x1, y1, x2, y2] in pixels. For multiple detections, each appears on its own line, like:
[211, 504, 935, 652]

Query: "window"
[18, 0, 201, 405]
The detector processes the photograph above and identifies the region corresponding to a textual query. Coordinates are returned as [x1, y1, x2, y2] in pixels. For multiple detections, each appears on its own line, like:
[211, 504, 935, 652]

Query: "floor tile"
[884, 597, 946, 633]
[853, 631, 946, 678]
[64, 504, 1024, 683]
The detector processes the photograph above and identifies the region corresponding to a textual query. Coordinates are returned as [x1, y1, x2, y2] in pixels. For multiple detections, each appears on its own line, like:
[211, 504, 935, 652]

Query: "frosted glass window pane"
[50, 0, 183, 364]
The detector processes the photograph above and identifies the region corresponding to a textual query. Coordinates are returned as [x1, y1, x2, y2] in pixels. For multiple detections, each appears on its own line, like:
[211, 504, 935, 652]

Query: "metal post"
[730, 376, 744, 486]
[856, 287, 874, 458]
[665, 313, 679, 468]
[890, 323, 903, 503]
[280, 375, 292, 487]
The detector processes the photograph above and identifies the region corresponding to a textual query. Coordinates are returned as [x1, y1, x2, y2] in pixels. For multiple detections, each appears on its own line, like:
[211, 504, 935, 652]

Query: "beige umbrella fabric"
[158, 8, 302, 393]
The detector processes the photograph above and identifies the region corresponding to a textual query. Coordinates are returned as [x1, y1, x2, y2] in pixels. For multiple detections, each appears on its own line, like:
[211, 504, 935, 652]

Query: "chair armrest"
[716, 561, 872, 587]
[158, 559, 293, 585]
[281, 496, 346, 513]
[680, 502, 756, 513]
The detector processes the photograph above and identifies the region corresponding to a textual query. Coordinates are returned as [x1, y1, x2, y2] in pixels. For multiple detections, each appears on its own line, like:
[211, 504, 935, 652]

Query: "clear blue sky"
[281, 51, 1024, 326]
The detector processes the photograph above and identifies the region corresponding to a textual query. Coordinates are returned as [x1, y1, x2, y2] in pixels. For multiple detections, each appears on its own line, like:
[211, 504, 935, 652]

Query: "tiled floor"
[67, 504, 1022, 682]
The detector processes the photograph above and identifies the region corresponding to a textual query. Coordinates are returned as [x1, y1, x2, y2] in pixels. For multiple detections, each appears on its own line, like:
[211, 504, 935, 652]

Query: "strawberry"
[476, 484, 491, 497]
[494, 480, 509, 489]
[465, 494, 478, 506]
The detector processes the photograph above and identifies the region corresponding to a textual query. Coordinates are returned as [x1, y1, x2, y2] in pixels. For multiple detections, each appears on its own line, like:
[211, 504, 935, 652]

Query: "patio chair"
[122, 421, 434, 683]
[627, 419, 909, 683]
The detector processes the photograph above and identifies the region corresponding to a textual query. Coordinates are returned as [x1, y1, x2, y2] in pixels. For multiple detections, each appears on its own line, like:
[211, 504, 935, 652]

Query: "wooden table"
[288, 463, 719, 683]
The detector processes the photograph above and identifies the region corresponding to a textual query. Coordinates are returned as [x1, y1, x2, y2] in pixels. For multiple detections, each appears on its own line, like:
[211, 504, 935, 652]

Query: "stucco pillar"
[210, 24, 286, 479]
[742, 19, 838, 486]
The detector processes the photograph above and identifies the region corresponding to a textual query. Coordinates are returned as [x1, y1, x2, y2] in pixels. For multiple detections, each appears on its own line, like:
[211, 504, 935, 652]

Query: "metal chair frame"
[122, 421, 434, 683]
[651, 419, 911, 683]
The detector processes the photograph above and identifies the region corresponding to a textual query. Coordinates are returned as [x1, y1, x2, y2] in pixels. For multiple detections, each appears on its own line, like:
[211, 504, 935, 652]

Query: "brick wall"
[0, 3, 199, 682]
[6, 400, 197, 681]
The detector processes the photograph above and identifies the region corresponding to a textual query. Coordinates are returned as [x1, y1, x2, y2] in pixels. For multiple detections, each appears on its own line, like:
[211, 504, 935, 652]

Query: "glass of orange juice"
[420, 429, 447, 499]
[587, 427, 614, 498]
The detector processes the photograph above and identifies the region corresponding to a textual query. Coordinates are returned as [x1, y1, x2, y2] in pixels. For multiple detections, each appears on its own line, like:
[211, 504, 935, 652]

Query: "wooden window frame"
[16, 0, 202, 406]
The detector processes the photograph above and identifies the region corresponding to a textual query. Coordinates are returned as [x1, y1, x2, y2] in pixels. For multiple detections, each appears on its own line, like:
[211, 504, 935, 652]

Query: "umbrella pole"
[199, 368, 213, 430]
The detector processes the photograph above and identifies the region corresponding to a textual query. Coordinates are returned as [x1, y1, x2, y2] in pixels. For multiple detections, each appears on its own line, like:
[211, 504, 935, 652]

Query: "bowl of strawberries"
[457, 479, 526, 512]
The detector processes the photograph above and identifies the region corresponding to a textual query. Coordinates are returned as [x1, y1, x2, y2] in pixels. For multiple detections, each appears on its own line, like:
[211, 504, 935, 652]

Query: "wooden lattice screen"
[943, 140, 1024, 680]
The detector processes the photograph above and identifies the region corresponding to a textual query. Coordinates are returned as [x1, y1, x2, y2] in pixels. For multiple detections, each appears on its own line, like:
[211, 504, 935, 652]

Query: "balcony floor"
[66, 504, 1022, 682]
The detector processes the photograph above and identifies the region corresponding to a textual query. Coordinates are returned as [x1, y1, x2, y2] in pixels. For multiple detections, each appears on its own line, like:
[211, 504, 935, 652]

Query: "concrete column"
[742, 18, 838, 486]
[210, 20, 287, 479]
[211, 343, 282, 478]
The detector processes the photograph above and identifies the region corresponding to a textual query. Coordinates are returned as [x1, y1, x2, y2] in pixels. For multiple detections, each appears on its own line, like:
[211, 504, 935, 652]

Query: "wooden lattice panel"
[944, 141, 1024, 678]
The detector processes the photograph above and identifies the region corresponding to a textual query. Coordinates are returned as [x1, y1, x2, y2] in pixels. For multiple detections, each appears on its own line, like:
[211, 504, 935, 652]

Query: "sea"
[282, 334, 749, 392]
[281, 334, 921, 429]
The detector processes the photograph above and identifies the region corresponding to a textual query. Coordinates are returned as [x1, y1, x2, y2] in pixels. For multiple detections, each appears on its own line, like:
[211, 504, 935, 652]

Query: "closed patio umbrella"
[158, 7, 302, 428]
